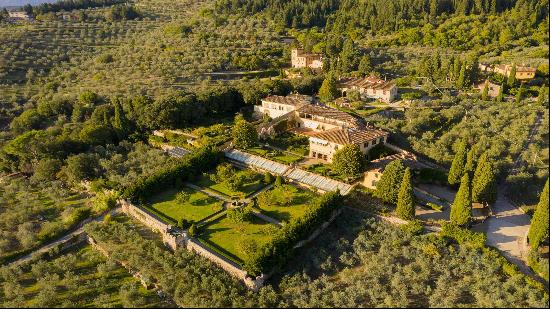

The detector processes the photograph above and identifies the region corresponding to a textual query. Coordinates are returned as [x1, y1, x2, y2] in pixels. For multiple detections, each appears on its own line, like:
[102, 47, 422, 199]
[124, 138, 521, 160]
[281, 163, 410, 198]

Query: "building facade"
[338, 76, 398, 102]
[479, 63, 537, 81]
[255, 94, 389, 163]
[291, 49, 324, 70]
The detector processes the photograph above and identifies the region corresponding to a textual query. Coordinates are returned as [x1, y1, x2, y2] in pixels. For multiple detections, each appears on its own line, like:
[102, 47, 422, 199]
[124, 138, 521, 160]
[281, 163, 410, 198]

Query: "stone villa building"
[255, 94, 389, 163]
[291, 49, 324, 70]
[479, 63, 537, 81]
[338, 75, 398, 102]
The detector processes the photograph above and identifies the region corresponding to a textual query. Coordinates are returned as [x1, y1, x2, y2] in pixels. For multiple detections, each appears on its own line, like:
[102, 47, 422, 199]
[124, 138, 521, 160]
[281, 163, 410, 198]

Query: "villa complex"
[338, 76, 398, 102]
[291, 48, 324, 70]
[479, 63, 537, 80]
[255, 94, 389, 163]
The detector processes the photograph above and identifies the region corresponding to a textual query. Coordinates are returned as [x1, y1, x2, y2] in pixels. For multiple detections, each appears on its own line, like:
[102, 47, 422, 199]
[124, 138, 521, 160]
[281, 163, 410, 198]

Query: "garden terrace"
[245, 146, 303, 165]
[254, 184, 318, 223]
[193, 167, 266, 199]
[145, 187, 224, 225]
[198, 214, 278, 264]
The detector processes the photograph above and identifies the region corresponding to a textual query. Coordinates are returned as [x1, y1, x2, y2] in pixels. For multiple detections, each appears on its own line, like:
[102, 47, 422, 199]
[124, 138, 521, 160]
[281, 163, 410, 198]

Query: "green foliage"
[481, 81, 489, 101]
[188, 224, 199, 237]
[471, 155, 497, 205]
[507, 64, 517, 88]
[441, 222, 486, 249]
[243, 191, 342, 275]
[122, 146, 222, 203]
[464, 146, 477, 176]
[232, 117, 258, 149]
[31, 158, 62, 182]
[332, 144, 364, 178]
[375, 159, 406, 204]
[274, 175, 284, 187]
[448, 140, 467, 185]
[10, 109, 44, 133]
[515, 83, 525, 104]
[226, 206, 254, 224]
[318, 74, 339, 103]
[264, 172, 273, 184]
[396, 168, 415, 220]
[400, 220, 424, 235]
[450, 173, 472, 226]
[528, 179, 549, 249]
[63, 153, 100, 184]
[175, 191, 191, 204]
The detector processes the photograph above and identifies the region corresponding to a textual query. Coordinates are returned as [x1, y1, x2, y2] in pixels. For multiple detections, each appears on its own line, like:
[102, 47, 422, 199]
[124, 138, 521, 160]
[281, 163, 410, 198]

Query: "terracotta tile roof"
[262, 95, 310, 106]
[339, 76, 396, 91]
[297, 104, 364, 128]
[310, 127, 388, 145]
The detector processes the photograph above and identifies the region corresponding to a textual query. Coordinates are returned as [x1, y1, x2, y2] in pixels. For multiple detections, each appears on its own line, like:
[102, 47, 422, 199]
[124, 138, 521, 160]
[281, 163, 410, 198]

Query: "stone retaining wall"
[119, 199, 266, 291]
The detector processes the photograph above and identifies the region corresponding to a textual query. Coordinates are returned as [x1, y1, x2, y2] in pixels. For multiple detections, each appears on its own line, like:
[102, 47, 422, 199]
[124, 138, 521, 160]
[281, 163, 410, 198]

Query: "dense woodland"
[0, 0, 548, 307]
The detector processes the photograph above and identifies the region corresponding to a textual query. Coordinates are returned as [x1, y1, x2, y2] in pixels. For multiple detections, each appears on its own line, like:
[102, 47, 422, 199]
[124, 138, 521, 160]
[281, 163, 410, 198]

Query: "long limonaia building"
[254, 94, 389, 163]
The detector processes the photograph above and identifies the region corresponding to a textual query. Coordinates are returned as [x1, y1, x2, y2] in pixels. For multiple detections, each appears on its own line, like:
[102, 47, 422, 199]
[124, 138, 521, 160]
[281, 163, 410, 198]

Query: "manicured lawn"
[194, 169, 265, 198]
[147, 188, 223, 224]
[246, 146, 303, 164]
[256, 185, 317, 223]
[198, 215, 277, 264]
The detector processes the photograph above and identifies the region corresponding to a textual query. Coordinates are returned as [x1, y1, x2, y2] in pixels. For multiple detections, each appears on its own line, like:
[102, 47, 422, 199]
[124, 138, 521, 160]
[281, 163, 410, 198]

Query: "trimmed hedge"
[243, 191, 342, 276]
[122, 146, 223, 203]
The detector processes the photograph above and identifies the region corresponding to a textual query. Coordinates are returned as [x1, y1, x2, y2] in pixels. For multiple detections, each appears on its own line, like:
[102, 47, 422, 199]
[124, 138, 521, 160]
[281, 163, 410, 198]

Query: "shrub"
[400, 220, 424, 235]
[176, 191, 191, 204]
[440, 223, 486, 249]
[188, 224, 199, 237]
[226, 207, 254, 223]
[274, 175, 284, 187]
[264, 172, 273, 184]
[425, 202, 443, 212]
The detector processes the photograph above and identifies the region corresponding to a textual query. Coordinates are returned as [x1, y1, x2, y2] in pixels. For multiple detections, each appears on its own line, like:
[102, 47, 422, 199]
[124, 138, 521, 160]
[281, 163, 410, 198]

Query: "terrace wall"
[119, 199, 266, 291]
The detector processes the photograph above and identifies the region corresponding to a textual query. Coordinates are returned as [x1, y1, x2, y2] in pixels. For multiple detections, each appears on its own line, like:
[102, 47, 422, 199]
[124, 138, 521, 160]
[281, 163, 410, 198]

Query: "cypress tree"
[528, 179, 549, 249]
[515, 83, 525, 104]
[496, 84, 504, 102]
[481, 81, 489, 100]
[507, 64, 517, 88]
[448, 141, 467, 185]
[450, 173, 472, 226]
[457, 63, 467, 89]
[464, 146, 477, 176]
[396, 168, 415, 220]
[471, 159, 497, 205]
[537, 86, 548, 105]
[376, 159, 406, 204]
[112, 99, 129, 140]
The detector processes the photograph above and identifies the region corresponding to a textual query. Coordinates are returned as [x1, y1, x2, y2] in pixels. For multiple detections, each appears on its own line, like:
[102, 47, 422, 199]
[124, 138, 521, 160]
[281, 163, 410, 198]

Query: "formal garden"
[145, 187, 224, 226]
[194, 163, 267, 199]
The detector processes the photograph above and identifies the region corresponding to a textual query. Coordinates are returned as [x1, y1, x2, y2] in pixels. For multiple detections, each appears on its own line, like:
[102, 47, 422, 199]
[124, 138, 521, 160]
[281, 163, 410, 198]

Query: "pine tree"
[448, 141, 467, 185]
[528, 179, 549, 249]
[507, 64, 517, 88]
[358, 55, 373, 76]
[464, 146, 477, 176]
[450, 173, 472, 226]
[471, 158, 497, 205]
[396, 168, 415, 220]
[376, 159, 406, 204]
[481, 81, 489, 101]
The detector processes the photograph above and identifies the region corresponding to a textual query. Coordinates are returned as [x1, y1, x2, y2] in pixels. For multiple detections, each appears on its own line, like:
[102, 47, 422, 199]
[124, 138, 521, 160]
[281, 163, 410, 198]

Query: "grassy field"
[256, 185, 317, 223]
[194, 169, 265, 199]
[198, 214, 277, 263]
[0, 245, 164, 307]
[147, 188, 223, 224]
[246, 146, 303, 164]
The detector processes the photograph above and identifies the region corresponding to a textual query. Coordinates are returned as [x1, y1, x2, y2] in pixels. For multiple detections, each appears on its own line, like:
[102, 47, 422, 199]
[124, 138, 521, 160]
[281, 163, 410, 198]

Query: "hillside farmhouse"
[479, 63, 536, 81]
[255, 94, 389, 163]
[338, 76, 398, 102]
[291, 48, 323, 70]
[8, 11, 31, 21]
